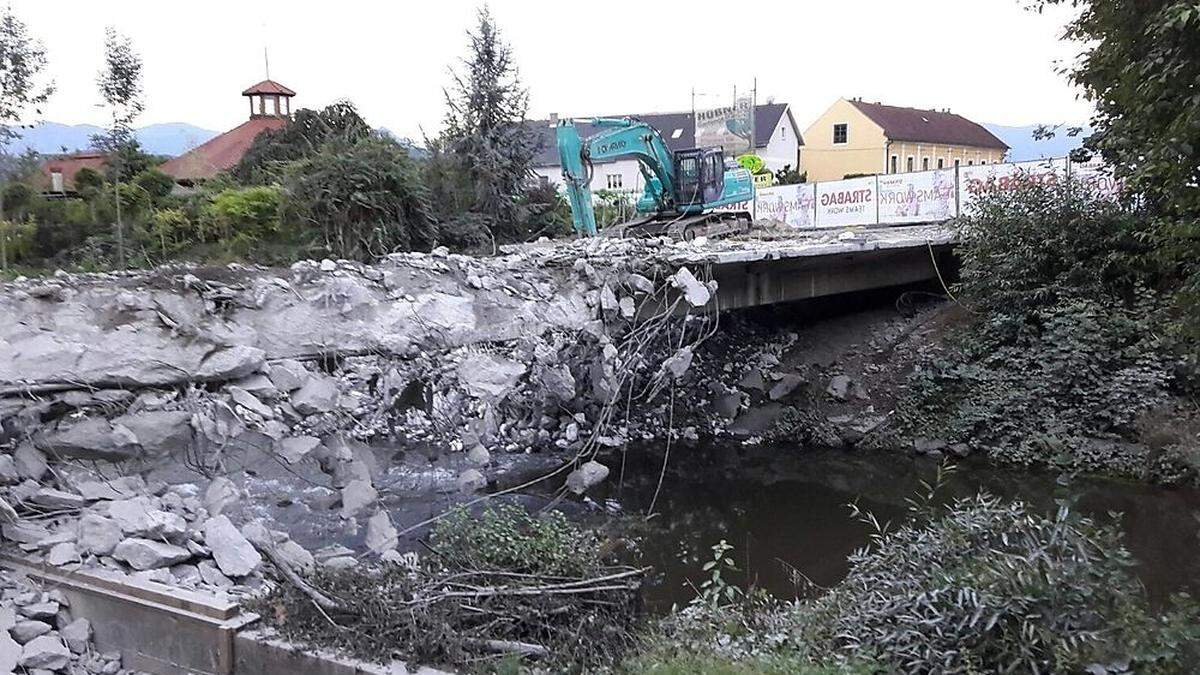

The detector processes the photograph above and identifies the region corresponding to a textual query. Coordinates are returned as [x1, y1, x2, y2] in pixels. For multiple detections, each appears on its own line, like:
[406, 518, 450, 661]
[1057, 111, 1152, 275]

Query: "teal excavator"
[556, 117, 755, 238]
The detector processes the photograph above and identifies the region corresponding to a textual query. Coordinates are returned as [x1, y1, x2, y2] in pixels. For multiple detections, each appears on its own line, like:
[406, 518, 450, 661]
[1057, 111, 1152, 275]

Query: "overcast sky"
[13, 0, 1090, 137]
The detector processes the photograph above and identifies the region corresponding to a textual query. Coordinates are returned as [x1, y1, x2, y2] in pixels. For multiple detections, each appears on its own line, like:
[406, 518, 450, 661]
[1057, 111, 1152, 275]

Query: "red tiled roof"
[159, 117, 287, 181]
[241, 80, 296, 97]
[849, 100, 1008, 150]
[37, 152, 108, 192]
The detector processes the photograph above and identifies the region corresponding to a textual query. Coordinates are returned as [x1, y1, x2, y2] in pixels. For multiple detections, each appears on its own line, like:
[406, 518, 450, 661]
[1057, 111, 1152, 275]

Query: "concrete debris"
[13, 444, 48, 481]
[60, 618, 91, 654]
[340, 479, 378, 519]
[76, 514, 123, 556]
[0, 630, 18, 673]
[203, 476, 240, 517]
[268, 359, 310, 392]
[46, 542, 79, 566]
[466, 444, 490, 467]
[112, 538, 192, 570]
[34, 418, 139, 461]
[197, 560, 234, 589]
[457, 353, 527, 401]
[769, 374, 805, 401]
[111, 410, 194, 457]
[11, 619, 52, 643]
[202, 515, 262, 578]
[229, 385, 273, 419]
[0, 455, 17, 485]
[661, 347, 694, 379]
[826, 375, 852, 402]
[30, 488, 85, 510]
[291, 376, 341, 415]
[457, 469, 487, 494]
[365, 510, 399, 555]
[17, 634, 70, 670]
[278, 435, 321, 464]
[76, 476, 146, 501]
[671, 267, 711, 307]
[107, 497, 186, 539]
[566, 461, 610, 495]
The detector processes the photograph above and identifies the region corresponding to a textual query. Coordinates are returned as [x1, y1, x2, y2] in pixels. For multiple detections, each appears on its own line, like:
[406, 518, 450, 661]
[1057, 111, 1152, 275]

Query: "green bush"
[430, 504, 603, 578]
[205, 185, 281, 245]
[134, 168, 175, 203]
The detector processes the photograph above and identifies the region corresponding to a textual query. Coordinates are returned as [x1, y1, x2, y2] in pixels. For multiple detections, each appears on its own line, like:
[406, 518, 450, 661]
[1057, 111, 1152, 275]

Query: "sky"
[12, 0, 1091, 137]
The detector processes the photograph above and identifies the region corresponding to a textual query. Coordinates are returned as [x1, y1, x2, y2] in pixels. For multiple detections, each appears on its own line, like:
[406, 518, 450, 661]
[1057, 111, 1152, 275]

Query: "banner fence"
[743, 156, 1121, 230]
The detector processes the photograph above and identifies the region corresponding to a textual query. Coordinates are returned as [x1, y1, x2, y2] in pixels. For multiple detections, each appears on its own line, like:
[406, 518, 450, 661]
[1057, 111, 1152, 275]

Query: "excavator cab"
[673, 148, 727, 210]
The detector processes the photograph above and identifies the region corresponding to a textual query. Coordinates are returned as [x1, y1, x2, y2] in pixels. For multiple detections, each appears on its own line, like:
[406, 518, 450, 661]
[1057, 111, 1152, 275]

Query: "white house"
[528, 103, 803, 196]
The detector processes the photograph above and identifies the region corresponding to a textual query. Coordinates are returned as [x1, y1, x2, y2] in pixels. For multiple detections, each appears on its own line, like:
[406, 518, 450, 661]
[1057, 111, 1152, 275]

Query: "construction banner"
[877, 169, 957, 225]
[756, 183, 817, 229]
[815, 176, 876, 227]
[958, 158, 1068, 215]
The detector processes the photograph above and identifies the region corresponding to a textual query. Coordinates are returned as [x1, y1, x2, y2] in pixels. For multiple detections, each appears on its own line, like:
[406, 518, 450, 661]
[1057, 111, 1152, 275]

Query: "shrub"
[133, 168, 175, 203]
[205, 185, 281, 245]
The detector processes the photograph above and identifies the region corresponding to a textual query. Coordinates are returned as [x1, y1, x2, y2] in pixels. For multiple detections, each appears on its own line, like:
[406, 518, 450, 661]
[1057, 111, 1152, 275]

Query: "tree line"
[0, 7, 571, 273]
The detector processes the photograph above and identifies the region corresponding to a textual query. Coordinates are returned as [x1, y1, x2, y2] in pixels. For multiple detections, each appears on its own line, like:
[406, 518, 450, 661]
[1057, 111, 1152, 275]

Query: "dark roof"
[848, 100, 1008, 150]
[159, 117, 287, 180]
[528, 104, 800, 167]
[242, 79, 296, 97]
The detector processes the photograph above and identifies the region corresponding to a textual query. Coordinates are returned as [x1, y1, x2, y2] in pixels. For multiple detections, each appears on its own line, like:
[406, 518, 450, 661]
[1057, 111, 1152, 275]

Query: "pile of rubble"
[1, 571, 138, 674]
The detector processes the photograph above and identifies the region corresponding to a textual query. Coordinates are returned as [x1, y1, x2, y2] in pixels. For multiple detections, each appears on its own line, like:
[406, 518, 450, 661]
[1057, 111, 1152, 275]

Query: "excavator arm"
[557, 117, 679, 236]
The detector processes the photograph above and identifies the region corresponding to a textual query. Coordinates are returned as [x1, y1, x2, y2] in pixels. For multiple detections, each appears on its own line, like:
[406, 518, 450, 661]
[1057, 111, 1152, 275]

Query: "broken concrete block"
[228, 386, 273, 419]
[457, 469, 487, 494]
[0, 630, 18, 673]
[627, 272, 655, 294]
[0, 455, 18, 485]
[457, 353, 527, 401]
[197, 560, 233, 589]
[46, 542, 80, 566]
[34, 417, 140, 461]
[76, 475, 147, 501]
[18, 635, 70, 670]
[671, 267, 711, 307]
[18, 602, 58, 621]
[278, 436, 321, 464]
[566, 461, 610, 495]
[233, 374, 278, 399]
[661, 347, 694, 379]
[826, 375, 852, 402]
[340, 479, 377, 519]
[769, 374, 805, 401]
[2, 522, 50, 545]
[107, 497, 186, 539]
[365, 510, 398, 555]
[466, 444, 490, 467]
[10, 620, 51, 644]
[619, 295, 636, 319]
[60, 618, 91, 654]
[30, 488, 86, 510]
[113, 410, 194, 457]
[202, 477, 239, 518]
[14, 443, 49, 481]
[77, 514, 123, 556]
[112, 538, 191, 571]
[194, 345, 266, 382]
[202, 515, 262, 578]
[290, 376, 340, 415]
[268, 359, 309, 392]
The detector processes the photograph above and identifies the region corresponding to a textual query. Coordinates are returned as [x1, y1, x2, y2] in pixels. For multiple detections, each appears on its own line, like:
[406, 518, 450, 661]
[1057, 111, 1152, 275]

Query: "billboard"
[1071, 161, 1125, 201]
[756, 183, 817, 229]
[877, 169, 957, 225]
[695, 96, 754, 156]
[815, 176, 876, 227]
[958, 158, 1068, 215]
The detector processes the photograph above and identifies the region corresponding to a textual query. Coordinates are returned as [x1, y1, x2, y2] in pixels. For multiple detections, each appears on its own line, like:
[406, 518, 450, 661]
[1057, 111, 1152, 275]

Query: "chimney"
[548, 113, 559, 127]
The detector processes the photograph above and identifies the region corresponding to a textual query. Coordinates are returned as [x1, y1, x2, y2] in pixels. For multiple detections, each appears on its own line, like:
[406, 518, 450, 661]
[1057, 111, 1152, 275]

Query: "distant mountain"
[6, 121, 219, 157]
[984, 123, 1092, 162]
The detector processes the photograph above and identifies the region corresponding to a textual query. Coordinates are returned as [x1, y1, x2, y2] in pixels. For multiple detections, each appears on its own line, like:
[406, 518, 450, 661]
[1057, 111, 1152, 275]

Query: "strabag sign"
[877, 169, 956, 225]
[815, 176, 876, 227]
[958, 158, 1068, 215]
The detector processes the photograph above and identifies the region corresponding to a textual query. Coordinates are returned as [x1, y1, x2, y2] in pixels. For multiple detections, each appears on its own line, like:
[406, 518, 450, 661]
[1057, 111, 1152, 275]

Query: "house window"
[781, 126, 787, 141]
[954, 159, 961, 168]
[833, 123, 848, 144]
[890, 155, 898, 174]
[906, 156, 914, 172]
[922, 157, 930, 171]
[967, 160, 974, 166]
[937, 158, 944, 169]
[980, 160, 987, 165]
[50, 171, 64, 193]
[606, 174, 623, 189]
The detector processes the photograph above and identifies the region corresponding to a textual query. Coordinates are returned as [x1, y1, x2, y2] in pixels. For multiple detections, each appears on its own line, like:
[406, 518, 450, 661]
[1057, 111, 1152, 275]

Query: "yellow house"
[800, 98, 1009, 182]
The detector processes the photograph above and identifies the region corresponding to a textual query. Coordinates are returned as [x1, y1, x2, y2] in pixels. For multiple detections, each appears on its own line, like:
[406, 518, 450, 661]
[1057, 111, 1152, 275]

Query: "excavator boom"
[556, 117, 754, 238]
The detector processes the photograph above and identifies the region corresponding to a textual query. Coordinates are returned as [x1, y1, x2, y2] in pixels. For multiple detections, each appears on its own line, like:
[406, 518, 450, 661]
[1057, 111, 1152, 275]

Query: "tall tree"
[435, 6, 536, 247]
[1036, 1, 1200, 343]
[232, 100, 371, 185]
[0, 6, 52, 238]
[92, 26, 144, 268]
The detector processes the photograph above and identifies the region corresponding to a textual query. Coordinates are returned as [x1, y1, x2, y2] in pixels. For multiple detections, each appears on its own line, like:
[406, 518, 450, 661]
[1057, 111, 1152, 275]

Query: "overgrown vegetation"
[896, 180, 1197, 481]
[256, 505, 643, 673]
[631, 486, 1200, 674]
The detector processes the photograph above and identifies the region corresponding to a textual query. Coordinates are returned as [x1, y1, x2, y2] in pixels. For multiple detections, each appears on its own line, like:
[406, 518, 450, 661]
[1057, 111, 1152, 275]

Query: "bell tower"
[241, 79, 295, 119]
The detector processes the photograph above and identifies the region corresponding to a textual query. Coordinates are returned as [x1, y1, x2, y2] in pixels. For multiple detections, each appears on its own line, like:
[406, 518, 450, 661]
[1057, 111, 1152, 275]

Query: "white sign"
[877, 170, 956, 225]
[755, 183, 816, 229]
[815, 176, 876, 227]
[958, 158, 1068, 215]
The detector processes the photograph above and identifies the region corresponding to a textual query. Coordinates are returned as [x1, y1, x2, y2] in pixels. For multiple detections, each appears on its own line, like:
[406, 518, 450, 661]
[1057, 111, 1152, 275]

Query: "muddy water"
[579, 445, 1200, 611]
